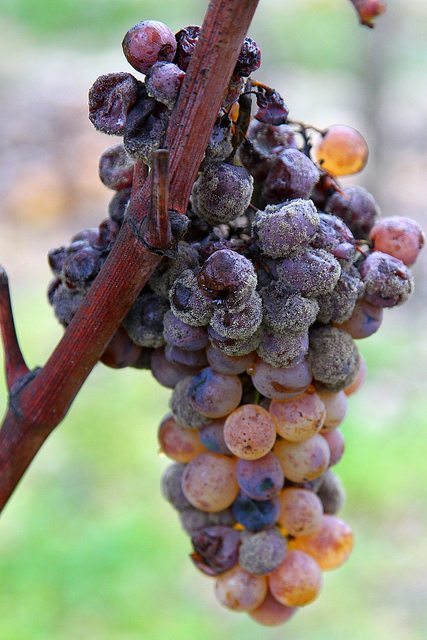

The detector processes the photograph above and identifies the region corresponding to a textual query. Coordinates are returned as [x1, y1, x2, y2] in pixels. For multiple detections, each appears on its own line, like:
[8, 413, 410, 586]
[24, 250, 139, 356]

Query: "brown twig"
[0, 267, 30, 390]
[0, 0, 260, 512]
[144, 149, 172, 251]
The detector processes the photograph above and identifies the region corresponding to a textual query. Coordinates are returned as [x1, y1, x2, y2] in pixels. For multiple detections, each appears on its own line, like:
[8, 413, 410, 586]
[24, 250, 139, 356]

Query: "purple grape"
[257, 330, 309, 369]
[170, 376, 212, 429]
[51, 283, 85, 327]
[205, 121, 233, 163]
[150, 242, 199, 298]
[161, 463, 191, 511]
[174, 25, 201, 71]
[317, 266, 364, 324]
[108, 187, 132, 224]
[206, 345, 255, 375]
[239, 120, 297, 181]
[151, 347, 198, 388]
[210, 291, 262, 340]
[191, 163, 253, 225]
[336, 300, 383, 339]
[163, 310, 209, 351]
[122, 291, 169, 348]
[145, 62, 185, 109]
[62, 246, 102, 290]
[100, 328, 142, 369]
[169, 269, 213, 327]
[235, 37, 261, 76]
[276, 248, 341, 297]
[199, 420, 232, 456]
[326, 186, 379, 239]
[123, 95, 169, 165]
[239, 529, 287, 575]
[99, 144, 134, 191]
[164, 344, 208, 368]
[308, 326, 360, 392]
[316, 470, 346, 515]
[251, 358, 312, 400]
[198, 249, 257, 308]
[262, 148, 320, 203]
[254, 89, 289, 126]
[88, 72, 139, 135]
[232, 494, 280, 532]
[122, 20, 177, 74]
[260, 285, 319, 335]
[359, 251, 413, 308]
[191, 526, 241, 576]
[311, 213, 356, 265]
[188, 368, 242, 418]
[207, 326, 263, 357]
[236, 453, 284, 501]
[253, 199, 319, 258]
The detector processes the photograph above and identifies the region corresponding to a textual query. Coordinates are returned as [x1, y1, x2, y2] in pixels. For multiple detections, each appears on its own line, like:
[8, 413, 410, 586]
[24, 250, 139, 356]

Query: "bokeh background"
[1, 0, 427, 638]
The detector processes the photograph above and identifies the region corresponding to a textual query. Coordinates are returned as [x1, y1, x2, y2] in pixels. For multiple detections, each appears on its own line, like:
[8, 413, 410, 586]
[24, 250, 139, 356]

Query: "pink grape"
[322, 429, 345, 466]
[369, 215, 425, 266]
[206, 345, 256, 375]
[158, 414, 206, 463]
[224, 405, 277, 460]
[270, 392, 326, 442]
[317, 389, 348, 432]
[269, 550, 323, 607]
[188, 368, 242, 418]
[249, 591, 297, 626]
[251, 358, 312, 400]
[181, 453, 238, 512]
[236, 453, 284, 501]
[278, 488, 323, 536]
[274, 435, 330, 482]
[215, 566, 268, 612]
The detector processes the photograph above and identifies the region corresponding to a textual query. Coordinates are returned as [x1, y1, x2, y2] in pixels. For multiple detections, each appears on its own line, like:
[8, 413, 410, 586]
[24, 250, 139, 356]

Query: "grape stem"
[0, 267, 30, 390]
[0, 0, 260, 512]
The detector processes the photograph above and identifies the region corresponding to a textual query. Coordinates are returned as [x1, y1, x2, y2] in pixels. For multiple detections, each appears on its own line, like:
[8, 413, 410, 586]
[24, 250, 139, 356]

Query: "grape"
[270, 392, 326, 442]
[191, 163, 253, 225]
[158, 414, 206, 463]
[98, 144, 134, 192]
[344, 355, 367, 396]
[269, 550, 323, 607]
[232, 494, 280, 532]
[290, 515, 353, 570]
[122, 292, 169, 348]
[251, 358, 312, 400]
[208, 326, 263, 358]
[95, 218, 120, 251]
[262, 148, 320, 203]
[164, 347, 207, 376]
[369, 216, 425, 266]
[170, 376, 212, 429]
[257, 330, 309, 369]
[317, 390, 348, 432]
[261, 286, 319, 335]
[205, 121, 233, 163]
[321, 429, 345, 466]
[163, 311, 208, 351]
[278, 488, 323, 536]
[191, 526, 241, 576]
[199, 420, 232, 456]
[326, 186, 379, 239]
[181, 453, 238, 512]
[224, 404, 277, 460]
[179, 506, 235, 535]
[108, 188, 131, 224]
[151, 347, 198, 388]
[335, 299, 383, 339]
[206, 345, 255, 375]
[198, 249, 257, 309]
[123, 97, 169, 165]
[100, 328, 142, 369]
[236, 453, 284, 501]
[239, 120, 297, 181]
[317, 266, 365, 325]
[253, 199, 319, 258]
[215, 566, 268, 612]
[174, 25, 201, 71]
[311, 213, 356, 265]
[274, 435, 330, 482]
[211, 291, 262, 340]
[249, 591, 297, 626]
[308, 326, 360, 392]
[62, 246, 102, 291]
[254, 88, 289, 126]
[122, 20, 177, 73]
[235, 37, 261, 76]
[169, 269, 213, 327]
[276, 248, 341, 298]
[160, 463, 191, 511]
[359, 251, 413, 308]
[150, 242, 199, 299]
[316, 470, 346, 515]
[188, 368, 242, 418]
[145, 62, 185, 109]
[313, 125, 368, 176]
[88, 72, 139, 135]
[239, 529, 287, 575]
[51, 283, 85, 327]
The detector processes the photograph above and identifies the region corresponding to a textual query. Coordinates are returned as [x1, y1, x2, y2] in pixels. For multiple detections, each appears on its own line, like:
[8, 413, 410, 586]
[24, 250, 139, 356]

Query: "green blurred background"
[1, 0, 427, 638]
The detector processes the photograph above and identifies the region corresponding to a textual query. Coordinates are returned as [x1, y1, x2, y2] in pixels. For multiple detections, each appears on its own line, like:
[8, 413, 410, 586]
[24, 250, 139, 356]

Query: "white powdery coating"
[170, 376, 212, 429]
[253, 199, 320, 258]
[170, 269, 213, 327]
[191, 162, 254, 225]
[211, 291, 263, 340]
[277, 248, 341, 298]
[145, 62, 184, 110]
[317, 266, 365, 324]
[261, 285, 319, 334]
[309, 326, 360, 392]
[239, 530, 287, 576]
[257, 330, 309, 368]
[150, 242, 199, 298]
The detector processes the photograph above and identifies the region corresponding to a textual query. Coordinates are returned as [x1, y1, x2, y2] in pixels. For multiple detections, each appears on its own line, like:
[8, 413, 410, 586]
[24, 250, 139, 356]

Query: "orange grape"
[158, 414, 206, 463]
[269, 550, 323, 607]
[270, 392, 326, 442]
[224, 404, 277, 460]
[290, 514, 354, 570]
[249, 591, 297, 626]
[278, 488, 323, 536]
[215, 565, 268, 612]
[273, 435, 330, 482]
[181, 453, 238, 512]
[313, 125, 368, 176]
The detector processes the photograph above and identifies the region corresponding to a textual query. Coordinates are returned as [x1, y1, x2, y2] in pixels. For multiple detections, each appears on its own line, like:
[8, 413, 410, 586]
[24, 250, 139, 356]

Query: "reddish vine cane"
[0, 0, 387, 512]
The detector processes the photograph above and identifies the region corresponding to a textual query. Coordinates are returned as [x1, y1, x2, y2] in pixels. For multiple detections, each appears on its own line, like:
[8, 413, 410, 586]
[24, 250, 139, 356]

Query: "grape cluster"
[46, 18, 424, 628]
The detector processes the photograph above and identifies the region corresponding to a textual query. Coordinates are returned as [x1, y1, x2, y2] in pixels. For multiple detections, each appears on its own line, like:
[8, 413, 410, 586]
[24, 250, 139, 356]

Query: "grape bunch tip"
[47, 16, 424, 628]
